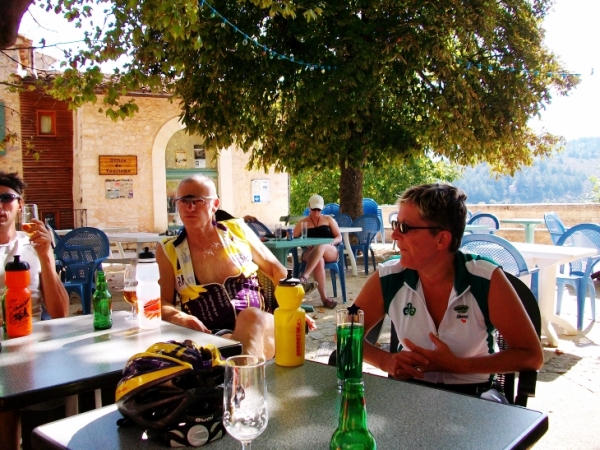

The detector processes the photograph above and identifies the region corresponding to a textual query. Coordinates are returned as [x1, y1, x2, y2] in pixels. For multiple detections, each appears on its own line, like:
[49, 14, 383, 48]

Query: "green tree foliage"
[290, 156, 459, 215]
[34, 0, 576, 214]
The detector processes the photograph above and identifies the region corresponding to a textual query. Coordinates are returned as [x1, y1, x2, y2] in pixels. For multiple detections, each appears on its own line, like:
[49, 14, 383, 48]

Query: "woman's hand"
[305, 314, 317, 331]
[403, 333, 461, 373]
[387, 350, 429, 380]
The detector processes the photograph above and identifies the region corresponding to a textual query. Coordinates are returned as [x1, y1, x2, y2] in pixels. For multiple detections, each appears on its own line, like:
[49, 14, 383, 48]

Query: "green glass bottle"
[93, 271, 112, 330]
[330, 380, 377, 450]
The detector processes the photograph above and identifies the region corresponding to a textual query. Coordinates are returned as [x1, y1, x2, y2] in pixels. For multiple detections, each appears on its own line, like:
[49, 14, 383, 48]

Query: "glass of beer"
[123, 265, 138, 320]
[21, 204, 39, 238]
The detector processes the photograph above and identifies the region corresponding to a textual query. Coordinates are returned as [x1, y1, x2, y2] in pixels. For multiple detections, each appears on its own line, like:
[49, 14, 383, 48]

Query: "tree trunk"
[339, 163, 364, 219]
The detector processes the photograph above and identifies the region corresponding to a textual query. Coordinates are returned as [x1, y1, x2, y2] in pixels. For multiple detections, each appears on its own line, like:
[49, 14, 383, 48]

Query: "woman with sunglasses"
[0, 172, 69, 450]
[293, 194, 342, 309]
[353, 183, 542, 398]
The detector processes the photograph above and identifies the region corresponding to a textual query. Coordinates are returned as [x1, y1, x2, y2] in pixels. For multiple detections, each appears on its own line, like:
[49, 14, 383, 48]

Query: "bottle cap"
[5, 255, 30, 271]
[278, 269, 302, 286]
[138, 247, 156, 262]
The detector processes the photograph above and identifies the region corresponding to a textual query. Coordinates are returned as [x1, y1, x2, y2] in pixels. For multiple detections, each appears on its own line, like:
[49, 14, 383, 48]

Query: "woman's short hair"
[399, 183, 467, 253]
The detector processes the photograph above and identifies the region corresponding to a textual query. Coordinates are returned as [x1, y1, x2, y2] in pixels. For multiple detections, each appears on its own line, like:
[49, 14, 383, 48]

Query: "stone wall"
[379, 203, 600, 245]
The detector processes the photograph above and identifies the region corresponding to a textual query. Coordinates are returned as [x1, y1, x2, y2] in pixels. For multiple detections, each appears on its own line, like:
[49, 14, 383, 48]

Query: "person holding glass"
[353, 183, 543, 398]
[0, 171, 69, 450]
[157, 174, 316, 360]
[292, 194, 342, 309]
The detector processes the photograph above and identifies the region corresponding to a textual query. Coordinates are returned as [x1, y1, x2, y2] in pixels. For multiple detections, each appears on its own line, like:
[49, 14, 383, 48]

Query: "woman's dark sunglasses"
[396, 221, 442, 234]
[0, 194, 21, 204]
[310, 208, 322, 212]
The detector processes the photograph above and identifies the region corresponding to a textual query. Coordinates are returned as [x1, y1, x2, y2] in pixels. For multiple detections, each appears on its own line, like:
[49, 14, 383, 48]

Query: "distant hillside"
[454, 137, 600, 204]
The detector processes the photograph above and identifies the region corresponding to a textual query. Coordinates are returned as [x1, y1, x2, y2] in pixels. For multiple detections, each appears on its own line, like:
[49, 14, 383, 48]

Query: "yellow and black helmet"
[116, 340, 225, 442]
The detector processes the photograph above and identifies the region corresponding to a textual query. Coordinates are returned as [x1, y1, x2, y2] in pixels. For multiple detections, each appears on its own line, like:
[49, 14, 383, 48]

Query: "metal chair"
[555, 223, 600, 330]
[54, 227, 111, 315]
[332, 213, 352, 228]
[350, 214, 379, 275]
[544, 211, 568, 244]
[296, 243, 347, 303]
[322, 203, 340, 215]
[467, 212, 499, 233]
[387, 272, 540, 406]
[460, 234, 539, 300]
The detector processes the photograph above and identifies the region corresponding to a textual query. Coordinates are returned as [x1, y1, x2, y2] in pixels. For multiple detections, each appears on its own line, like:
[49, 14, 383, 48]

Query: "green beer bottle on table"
[330, 380, 376, 450]
[93, 271, 112, 330]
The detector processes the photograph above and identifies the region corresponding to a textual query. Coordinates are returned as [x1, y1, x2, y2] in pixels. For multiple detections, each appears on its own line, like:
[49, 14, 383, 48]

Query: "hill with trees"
[454, 137, 600, 204]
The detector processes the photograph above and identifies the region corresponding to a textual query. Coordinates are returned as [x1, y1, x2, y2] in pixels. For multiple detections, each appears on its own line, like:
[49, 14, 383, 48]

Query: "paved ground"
[72, 243, 600, 450]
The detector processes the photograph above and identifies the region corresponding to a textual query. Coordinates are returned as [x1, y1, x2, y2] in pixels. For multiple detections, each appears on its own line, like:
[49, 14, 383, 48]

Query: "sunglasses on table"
[0, 194, 21, 204]
[175, 195, 216, 207]
[396, 221, 443, 234]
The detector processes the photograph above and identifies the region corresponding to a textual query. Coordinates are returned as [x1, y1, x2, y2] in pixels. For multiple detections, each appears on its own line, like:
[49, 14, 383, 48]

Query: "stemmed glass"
[223, 355, 268, 450]
[123, 266, 138, 320]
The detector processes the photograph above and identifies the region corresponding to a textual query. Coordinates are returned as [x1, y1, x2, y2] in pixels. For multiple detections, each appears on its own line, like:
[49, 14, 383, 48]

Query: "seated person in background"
[293, 194, 342, 309]
[354, 183, 543, 397]
[0, 171, 69, 450]
[157, 174, 315, 360]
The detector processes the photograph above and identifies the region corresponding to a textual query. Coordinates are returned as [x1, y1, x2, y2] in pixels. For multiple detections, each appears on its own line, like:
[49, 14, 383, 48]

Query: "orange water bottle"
[5, 255, 33, 338]
[274, 269, 306, 367]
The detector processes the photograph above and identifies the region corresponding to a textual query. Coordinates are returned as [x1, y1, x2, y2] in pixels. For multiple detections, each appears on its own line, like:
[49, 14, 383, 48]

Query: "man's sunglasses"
[175, 195, 216, 207]
[396, 221, 442, 234]
[0, 194, 21, 204]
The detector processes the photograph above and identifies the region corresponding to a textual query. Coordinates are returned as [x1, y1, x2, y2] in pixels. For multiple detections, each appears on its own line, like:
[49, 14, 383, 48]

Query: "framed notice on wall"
[105, 179, 134, 199]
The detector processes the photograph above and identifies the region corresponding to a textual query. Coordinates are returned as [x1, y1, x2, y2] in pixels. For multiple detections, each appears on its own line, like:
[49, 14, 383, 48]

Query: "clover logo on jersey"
[403, 303, 416, 316]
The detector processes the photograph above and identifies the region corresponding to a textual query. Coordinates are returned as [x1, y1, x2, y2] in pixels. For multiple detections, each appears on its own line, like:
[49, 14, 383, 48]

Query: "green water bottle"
[330, 380, 376, 450]
[93, 271, 112, 330]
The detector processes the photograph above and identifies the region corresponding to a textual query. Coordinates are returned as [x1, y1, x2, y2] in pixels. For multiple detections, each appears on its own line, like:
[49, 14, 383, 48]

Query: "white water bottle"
[136, 247, 161, 329]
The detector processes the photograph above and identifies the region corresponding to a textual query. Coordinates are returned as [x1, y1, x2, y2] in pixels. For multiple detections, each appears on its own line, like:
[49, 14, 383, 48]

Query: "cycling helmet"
[116, 340, 225, 446]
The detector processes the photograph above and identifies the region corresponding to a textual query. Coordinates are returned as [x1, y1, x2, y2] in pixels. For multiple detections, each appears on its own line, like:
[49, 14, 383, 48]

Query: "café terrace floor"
[70, 243, 600, 450]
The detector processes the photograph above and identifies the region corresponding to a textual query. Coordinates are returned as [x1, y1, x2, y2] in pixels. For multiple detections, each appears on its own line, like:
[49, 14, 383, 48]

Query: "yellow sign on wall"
[99, 156, 137, 175]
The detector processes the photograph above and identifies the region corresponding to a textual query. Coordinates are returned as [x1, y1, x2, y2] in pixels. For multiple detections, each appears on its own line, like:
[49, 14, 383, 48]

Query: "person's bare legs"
[301, 244, 338, 307]
[230, 308, 275, 360]
[0, 410, 21, 450]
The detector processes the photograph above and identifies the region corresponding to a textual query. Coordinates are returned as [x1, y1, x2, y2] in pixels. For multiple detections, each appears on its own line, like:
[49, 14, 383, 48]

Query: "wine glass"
[223, 355, 268, 450]
[21, 204, 39, 238]
[123, 265, 137, 320]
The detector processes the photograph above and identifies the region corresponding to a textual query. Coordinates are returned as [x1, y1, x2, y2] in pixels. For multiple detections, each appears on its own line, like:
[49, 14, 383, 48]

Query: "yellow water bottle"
[274, 269, 306, 367]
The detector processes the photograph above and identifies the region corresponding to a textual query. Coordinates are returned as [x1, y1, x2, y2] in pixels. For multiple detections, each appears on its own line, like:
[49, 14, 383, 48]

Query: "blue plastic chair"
[350, 214, 380, 275]
[467, 212, 500, 233]
[332, 213, 352, 228]
[555, 224, 600, 330]
[389, 212, 398, 250]
[303, 207, 310, 215]
[54, 227, 110, 315]
[544, 212, 568, 244]
[460, 234, 539, 300]
[297, 244, 347, 303]
[322, 203, 340, 215]
[362, 198, 378, 215]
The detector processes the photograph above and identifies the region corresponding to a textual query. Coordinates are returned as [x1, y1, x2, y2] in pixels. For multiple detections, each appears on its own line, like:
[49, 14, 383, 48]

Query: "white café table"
[338, 226, 362, 276]
[55, 227, 131, 237]
[512, 242, 598, 347]
[500, 218, 544, 243]
[32, 360, 548, 450]
[104, 232, 166, 261]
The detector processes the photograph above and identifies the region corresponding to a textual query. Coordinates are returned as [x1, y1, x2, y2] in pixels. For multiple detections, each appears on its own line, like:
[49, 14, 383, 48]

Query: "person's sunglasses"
[310, 208, 322, 212]
[397, 221, 442, 234]
[175, 195, 216, 207]
[0, 193, 21, 204]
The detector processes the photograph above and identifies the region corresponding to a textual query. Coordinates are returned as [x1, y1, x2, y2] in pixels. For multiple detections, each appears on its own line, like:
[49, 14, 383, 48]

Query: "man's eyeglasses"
[0, 194, 21, 204]
[396, 221, 442, 234]
[175, 195, 216, 207]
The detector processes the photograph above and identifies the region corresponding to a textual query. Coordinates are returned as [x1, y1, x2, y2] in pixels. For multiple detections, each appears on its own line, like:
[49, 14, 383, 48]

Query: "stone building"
[1, 36, 289, 232]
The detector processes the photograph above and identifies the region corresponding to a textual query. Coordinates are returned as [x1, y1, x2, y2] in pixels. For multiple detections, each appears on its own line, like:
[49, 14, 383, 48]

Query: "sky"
[16, 0, 600, 141]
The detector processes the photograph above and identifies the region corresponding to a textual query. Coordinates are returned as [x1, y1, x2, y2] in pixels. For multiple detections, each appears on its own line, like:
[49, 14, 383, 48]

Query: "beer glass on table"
[123, 265, 138, 320]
